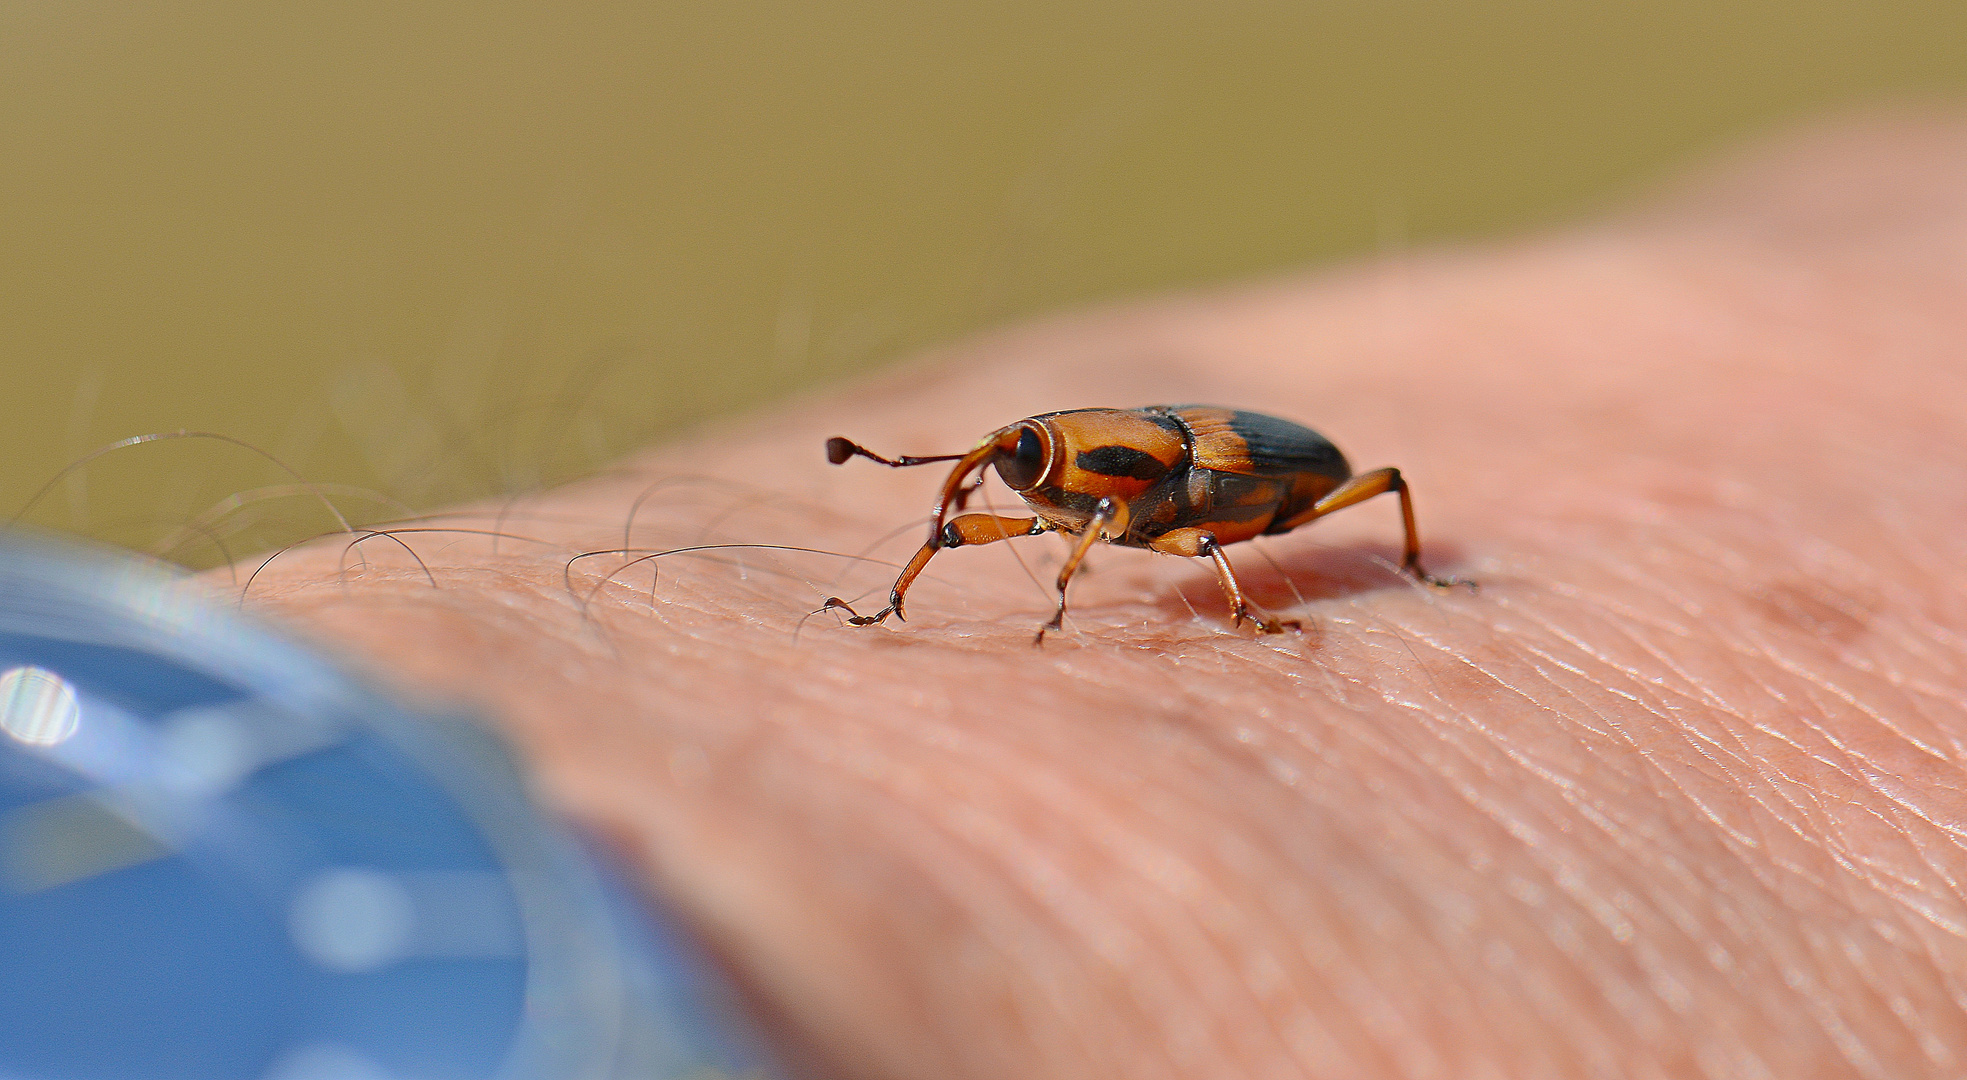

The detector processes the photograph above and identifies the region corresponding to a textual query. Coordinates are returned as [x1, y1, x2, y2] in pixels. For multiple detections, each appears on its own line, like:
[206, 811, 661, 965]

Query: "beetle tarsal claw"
[819, 594, 907, 627]
[1231, 600, 1301, 635]
[820, 596, 881, 625]
[1033, 614, 1065, 646]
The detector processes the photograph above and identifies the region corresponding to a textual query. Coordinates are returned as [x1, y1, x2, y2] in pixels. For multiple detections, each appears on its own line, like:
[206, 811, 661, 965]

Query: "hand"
[227, 109, 1967, 1080]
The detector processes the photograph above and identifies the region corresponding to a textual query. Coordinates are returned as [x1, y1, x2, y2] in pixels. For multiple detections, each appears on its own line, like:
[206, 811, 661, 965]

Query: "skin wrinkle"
[1408, 550, 1833, 1062]
[943, 767, 1254, 1069]
[829, 643, 1350, 1077]
[1770, 653, 1967, 791]
[1898, 810, 1967, 914]
[1554, 588, 1757, 723]
[1749, 571, 1965, 735]
[1363, 733, 1684, 1053]
[1384, 535, 1967, 1070]
[1640, 587, 1945, 780]
[1482, 610, 1732, 784]
[1770, 691, 1949, 873]
[1203, 633, 1589, 1078]
[1190, 819, 1384, 1069]
[1635, 666, 1811, 839]
[834, 775, 1128, 1076]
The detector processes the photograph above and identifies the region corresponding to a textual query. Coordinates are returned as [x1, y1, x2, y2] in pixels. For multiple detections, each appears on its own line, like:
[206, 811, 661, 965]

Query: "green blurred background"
[4, 2, 1964, 564]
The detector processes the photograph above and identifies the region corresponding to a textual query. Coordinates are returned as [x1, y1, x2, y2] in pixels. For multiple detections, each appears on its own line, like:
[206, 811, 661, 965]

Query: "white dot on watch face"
[289, 868, 415, 973]
[156, 710, 254, 796]
[0, 666, 81, 747]
[263, 1042, 393, 1080]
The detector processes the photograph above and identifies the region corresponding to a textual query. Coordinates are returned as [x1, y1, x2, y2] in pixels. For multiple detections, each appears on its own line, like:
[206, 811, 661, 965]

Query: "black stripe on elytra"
[1224, 410, 1349, 479]
[1075, 444, 1168, 481]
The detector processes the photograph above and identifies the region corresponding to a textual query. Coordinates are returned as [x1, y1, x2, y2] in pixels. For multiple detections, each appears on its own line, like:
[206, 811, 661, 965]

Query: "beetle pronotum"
[824, 405, 1469, 641]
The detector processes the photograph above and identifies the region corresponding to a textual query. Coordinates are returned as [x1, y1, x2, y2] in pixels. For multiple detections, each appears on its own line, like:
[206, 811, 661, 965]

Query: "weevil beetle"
[823, 405, 1469, 641]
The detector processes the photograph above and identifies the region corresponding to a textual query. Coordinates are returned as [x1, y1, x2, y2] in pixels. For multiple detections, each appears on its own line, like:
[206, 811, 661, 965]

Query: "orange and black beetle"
[824, 405, 1467, 640]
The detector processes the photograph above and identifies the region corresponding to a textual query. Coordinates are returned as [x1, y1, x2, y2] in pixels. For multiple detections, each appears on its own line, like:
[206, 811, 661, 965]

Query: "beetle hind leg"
[1277, 467, 1473, 589]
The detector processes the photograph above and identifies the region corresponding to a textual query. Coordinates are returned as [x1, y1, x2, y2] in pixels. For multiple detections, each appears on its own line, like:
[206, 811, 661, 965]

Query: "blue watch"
[0, 533, 783, 1080]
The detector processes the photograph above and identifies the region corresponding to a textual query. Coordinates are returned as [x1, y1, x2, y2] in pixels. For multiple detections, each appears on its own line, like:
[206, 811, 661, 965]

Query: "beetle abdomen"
[1121, 467, 1290, 548]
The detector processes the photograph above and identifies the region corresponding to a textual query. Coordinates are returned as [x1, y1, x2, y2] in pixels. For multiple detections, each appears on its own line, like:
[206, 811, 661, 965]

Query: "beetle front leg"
[1149, 527, 1298, 634]
[822, 539, 939, 625]
[1035, 497, 1129, 644]
[823, 440, 1005, 626]
[822, 514, 1049, 627]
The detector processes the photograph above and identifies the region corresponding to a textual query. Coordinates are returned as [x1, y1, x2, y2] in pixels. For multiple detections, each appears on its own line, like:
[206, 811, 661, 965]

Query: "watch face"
[0, 536, 779, 1080]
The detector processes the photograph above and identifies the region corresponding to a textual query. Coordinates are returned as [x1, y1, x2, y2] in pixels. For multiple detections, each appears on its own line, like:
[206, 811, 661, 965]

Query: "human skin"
[228, 111, 1967, 1080]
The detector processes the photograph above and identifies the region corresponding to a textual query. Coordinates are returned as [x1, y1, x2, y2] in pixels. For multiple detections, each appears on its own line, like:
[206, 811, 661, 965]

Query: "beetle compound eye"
[995, 424, 1048, 490]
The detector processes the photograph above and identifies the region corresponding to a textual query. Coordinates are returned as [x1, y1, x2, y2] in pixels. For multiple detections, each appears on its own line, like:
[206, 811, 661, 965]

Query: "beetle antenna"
[826, 437, 967, 468]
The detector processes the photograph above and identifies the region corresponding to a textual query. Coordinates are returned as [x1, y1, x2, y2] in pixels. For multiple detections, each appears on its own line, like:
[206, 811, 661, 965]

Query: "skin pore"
[227, 110, 1967, 1080]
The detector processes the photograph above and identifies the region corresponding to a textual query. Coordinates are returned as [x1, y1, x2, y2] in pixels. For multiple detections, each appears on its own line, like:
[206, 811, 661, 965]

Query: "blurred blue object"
[0, 534, 781, 1080]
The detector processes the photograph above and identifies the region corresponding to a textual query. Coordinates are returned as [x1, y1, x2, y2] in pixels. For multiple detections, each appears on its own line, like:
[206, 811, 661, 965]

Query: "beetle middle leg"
[1150, 527, 1299, 634]
[1035, 496, 1129, 644]
[1275, 467, 1471, 588]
